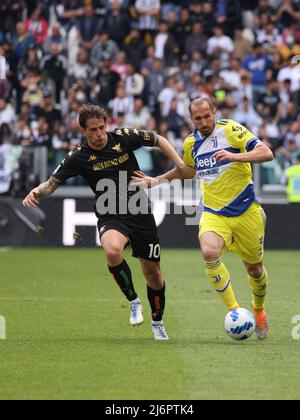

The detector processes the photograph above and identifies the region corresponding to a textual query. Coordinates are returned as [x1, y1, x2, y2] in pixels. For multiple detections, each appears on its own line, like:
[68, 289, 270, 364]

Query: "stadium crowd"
[0, 0, 300, 195]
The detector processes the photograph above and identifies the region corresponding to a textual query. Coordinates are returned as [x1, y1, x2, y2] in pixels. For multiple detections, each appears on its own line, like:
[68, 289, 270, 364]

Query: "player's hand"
[23, 188, 40, 208]
[212, 150, 238, 163]
[131, 171, 159, 189]
[178, 164, 196, 179]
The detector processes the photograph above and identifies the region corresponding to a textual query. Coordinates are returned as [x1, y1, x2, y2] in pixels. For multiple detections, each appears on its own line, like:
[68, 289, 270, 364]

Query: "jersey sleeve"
[183, 137, 196, 168]
[226, 121, 262, 152]
[114, 128, 158, 151]
[51, 148, 81, 184]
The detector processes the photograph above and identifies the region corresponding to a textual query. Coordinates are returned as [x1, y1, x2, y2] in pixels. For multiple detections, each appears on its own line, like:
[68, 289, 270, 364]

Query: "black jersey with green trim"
[52, 128, 158, 216]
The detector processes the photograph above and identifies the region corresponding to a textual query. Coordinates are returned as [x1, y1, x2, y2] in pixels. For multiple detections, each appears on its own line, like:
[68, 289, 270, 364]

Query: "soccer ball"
[224, 308, 256, 341]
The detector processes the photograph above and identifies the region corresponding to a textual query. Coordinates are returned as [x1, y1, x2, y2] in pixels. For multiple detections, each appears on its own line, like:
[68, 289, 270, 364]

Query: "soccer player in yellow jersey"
[133, 97, 274, 339]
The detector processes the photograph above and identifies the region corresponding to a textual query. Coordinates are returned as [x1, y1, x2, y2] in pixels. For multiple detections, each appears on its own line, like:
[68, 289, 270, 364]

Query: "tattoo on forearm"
[38, 178, 60, 198]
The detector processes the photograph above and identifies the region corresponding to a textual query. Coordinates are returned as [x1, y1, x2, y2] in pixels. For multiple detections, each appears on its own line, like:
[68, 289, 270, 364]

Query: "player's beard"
[201, 126, 214, 138]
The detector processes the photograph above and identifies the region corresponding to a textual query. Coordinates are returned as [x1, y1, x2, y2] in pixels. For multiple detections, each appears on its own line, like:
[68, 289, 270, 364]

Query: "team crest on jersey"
[211, 136, 218, 148]
[88, 154, 97, 162]
[112, 143, 123, 153]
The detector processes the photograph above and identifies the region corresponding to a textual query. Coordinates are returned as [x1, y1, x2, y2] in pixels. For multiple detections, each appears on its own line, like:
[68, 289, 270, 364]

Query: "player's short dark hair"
[189, 97, 216, 115]
[79, 104, 108, 128]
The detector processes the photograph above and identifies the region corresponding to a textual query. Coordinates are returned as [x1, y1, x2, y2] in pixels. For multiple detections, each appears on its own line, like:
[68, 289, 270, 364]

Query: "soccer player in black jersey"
[23, 104, 186, 340]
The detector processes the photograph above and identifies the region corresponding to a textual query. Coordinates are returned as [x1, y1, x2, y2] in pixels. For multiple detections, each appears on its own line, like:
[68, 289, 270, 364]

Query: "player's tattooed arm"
[23, 177, 60, 208]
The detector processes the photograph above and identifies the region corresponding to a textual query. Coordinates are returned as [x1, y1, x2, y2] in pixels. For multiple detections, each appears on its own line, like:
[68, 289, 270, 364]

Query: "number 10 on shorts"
[149, 244, 161, 259]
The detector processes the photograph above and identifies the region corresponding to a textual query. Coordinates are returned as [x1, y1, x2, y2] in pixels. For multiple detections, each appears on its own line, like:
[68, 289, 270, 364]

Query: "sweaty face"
[81, 118, 108, 150]
[190, 103, 216, 138]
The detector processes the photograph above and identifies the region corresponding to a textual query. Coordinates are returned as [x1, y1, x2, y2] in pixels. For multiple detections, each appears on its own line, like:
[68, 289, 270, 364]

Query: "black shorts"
[98, 214, 161, 262]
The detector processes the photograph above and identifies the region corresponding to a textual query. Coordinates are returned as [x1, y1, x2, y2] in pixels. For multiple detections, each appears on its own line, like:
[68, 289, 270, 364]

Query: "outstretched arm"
[23, 177, 61, 208]
[212, 143, 274, 164]
[132, 166, 196, 188]
[156, 135, 185, 171]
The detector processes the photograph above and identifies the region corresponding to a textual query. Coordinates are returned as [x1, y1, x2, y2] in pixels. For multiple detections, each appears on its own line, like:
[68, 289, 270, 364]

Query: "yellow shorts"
[199, 202, 267, 265]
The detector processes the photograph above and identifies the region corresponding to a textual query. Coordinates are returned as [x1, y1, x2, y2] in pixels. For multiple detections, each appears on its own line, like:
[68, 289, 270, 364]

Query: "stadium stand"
[0, 0, 300, 198]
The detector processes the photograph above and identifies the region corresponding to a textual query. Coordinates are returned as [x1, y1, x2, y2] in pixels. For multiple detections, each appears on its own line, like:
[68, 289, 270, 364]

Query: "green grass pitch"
[1, 248, 300, 400]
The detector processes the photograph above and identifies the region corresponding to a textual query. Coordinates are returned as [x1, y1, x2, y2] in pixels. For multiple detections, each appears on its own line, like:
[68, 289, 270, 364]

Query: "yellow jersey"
[183, 119, 262, 217]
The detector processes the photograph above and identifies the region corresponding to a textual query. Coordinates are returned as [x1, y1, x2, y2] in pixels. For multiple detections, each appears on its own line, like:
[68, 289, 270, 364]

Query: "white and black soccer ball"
[224, 308, 256, 341]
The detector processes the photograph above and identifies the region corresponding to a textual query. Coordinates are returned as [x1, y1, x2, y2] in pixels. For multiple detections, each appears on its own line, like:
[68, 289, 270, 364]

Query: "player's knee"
[247, 264, 264, 279]
[104, 245, 124, 265]
[201, 245, 221, 262]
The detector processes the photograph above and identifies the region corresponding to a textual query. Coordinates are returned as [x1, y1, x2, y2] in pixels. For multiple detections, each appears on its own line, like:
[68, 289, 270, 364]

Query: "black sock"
[147, 283, 165, 322]
[109, 260, 138, 302]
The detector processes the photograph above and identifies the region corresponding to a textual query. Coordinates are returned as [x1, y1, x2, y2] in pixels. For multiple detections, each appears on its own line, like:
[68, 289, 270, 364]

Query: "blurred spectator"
[207, 25, 234, 63]
[68, 48, 92, 83]
[276, 24, 300, 64]
[41, 43, 67, 104]
[22, 79, 44, 108]
[91, 31, 119, 69]
[54, 0, 84, 32]
[164, 98, 186, 137]
[91, 54, 121, 106]
[0, 123, 14, 144]
[125, 63, 145, 97]
[32, 116, 51, 147]
[220, 58, 243, 91]
[233, 27, 253, 61]
[13, 22, 35, 62]
[277, 139, 300, 170]
[201, 1, 216, 37]
[174, 8, 192, 55]
[35, 93, 62, 133]
[124, 97, 151, 128]
[232, 96, 263, 136]
[43, 22, 67, 54]
[144, 56, 165, 115]
[154, 20, 179, 66]
[111, 51, 128, 78]
[158, 75, 177, 118]
[0, 98, 16, 126]
[260, 80, 281, 118]
[135, 0, 161, 41]
[25, 6, 49, 46]
[105, 0, 131, 47]
[76, 4, 104, 50]
[0, 1, 25, 39]
[276, 0, 300, 28]
[190, 49, 208, 75]
[124, 29, 147, 71]
[175, 79, 190, 122]
[277, 59, 300, 112]
[189, 2, 205, 24]
[161, 1, 181, 21]
[185, 23, 208, 56]
[109, 84, 134, 118]
[243, 43, 272, 106]
[285, 153, 300, 203]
